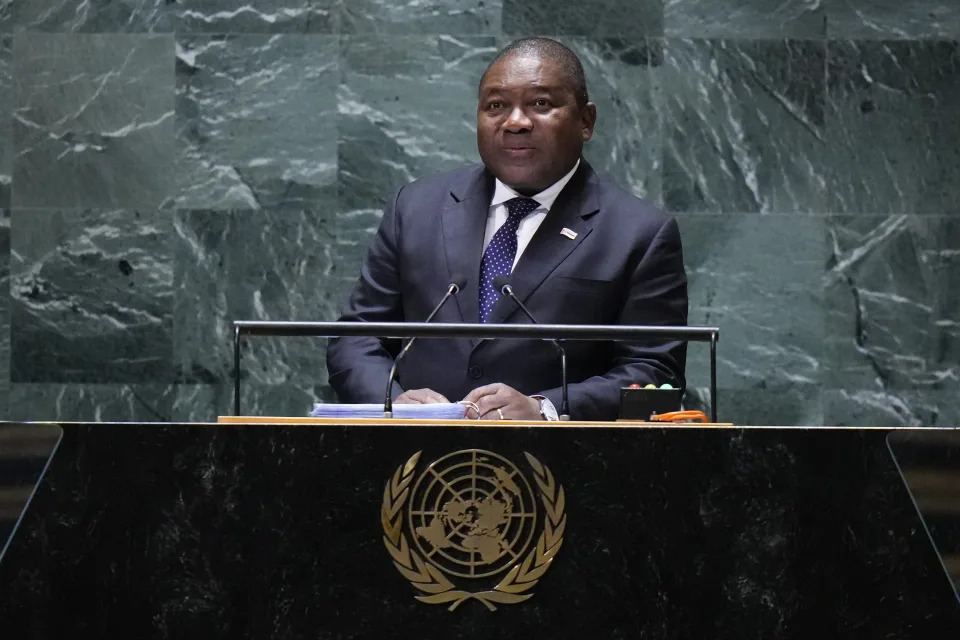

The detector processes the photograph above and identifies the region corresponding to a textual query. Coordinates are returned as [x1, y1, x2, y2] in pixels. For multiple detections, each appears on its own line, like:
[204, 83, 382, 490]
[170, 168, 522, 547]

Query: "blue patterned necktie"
[479, 197, 540, 322]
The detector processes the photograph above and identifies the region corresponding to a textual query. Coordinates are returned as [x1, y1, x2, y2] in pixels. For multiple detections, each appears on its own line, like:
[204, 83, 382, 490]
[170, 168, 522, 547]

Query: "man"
[327, 37, 687, 422]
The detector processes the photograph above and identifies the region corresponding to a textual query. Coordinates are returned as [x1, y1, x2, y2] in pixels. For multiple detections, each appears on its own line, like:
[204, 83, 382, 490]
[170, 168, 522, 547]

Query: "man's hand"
[395, 388, 450, 404]
[463, 383, 540, 420]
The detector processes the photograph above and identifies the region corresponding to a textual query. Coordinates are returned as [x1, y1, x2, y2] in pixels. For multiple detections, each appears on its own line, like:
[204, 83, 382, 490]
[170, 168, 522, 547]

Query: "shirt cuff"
[531, 395, 559, 421]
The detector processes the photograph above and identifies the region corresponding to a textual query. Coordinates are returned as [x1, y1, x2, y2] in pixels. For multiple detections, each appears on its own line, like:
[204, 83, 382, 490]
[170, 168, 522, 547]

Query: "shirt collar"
[490, 159, 581, 211]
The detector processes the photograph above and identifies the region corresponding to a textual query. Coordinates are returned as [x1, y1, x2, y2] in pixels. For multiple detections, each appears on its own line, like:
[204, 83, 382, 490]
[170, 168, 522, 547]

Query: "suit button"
[468, 366, 483, 379]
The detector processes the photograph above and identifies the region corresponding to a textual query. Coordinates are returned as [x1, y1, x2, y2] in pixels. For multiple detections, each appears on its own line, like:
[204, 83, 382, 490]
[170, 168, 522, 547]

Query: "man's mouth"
[503, 146, 536, 156]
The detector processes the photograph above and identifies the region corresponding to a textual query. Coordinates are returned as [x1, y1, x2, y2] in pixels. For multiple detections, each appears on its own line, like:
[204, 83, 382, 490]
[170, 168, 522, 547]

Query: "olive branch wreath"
[381, 451, 566, 611]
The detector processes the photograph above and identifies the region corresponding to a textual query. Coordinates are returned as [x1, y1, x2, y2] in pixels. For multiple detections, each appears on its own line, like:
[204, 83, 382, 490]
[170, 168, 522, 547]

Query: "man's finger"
[396, 388, 449, 404]
[479, 407, 503, 420]
[411, 389, 448, 403]
[421, 390, 450, 403]
[463, 383, 502, 404]
[474, 393, 511, 419]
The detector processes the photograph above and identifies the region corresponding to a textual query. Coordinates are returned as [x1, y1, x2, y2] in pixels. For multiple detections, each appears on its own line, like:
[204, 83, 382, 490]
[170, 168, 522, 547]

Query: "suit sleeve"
[326, 187, 407, 403]
[539, 217, 688, 420]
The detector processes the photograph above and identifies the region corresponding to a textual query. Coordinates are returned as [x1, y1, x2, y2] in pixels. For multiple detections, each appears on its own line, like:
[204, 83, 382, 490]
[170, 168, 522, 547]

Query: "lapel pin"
[560, 227, 578, 240]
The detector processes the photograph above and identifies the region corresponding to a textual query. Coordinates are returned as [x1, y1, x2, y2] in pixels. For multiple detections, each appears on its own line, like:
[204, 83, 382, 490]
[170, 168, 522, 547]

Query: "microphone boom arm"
[495, 279, 571, 421]
[383, 282, 461, 418]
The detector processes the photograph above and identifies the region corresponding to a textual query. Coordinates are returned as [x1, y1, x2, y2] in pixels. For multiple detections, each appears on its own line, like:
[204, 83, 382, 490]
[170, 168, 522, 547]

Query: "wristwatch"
[531, 395, 559, 421]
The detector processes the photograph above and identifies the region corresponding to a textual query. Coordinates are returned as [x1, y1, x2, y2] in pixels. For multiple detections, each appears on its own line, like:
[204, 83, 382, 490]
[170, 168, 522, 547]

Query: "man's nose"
[504, 107, 532, 132]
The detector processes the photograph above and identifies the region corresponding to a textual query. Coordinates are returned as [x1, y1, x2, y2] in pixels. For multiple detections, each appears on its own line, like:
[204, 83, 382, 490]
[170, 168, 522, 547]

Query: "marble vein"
[825, 215, 907, 284]
[176, 0, 335, 33]
[179, 7, 315, 25]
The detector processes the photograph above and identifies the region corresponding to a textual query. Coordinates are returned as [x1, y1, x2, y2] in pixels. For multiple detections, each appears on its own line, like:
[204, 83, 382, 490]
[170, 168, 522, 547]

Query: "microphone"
[383, 280, 464, 418]
[492, 276, 570, 421]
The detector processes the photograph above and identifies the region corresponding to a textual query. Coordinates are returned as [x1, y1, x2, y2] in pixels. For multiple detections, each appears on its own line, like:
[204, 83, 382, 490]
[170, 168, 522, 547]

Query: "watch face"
[535, 397, 556, 421]
[530, 395, 556, 420]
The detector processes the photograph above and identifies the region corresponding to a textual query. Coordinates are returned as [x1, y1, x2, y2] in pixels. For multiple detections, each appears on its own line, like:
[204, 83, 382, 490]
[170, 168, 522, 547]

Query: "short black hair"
[479, 37, 590, 107]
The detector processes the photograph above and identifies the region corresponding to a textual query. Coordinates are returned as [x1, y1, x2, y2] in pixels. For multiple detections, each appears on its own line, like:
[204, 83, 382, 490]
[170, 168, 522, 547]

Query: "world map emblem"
[381, 449, 567, 611]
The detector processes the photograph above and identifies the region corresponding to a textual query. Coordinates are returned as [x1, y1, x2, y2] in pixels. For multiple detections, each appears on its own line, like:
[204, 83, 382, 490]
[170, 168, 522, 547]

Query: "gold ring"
[496, 408, 505, 421]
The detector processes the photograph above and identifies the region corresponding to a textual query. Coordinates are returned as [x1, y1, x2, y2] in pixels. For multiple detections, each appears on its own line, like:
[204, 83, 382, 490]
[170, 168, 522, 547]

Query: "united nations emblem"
[381, 449, 566, 611]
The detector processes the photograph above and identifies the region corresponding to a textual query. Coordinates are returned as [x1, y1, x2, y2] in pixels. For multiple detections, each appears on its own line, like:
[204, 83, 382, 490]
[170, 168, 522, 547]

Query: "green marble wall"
[0, 1, 957, 426]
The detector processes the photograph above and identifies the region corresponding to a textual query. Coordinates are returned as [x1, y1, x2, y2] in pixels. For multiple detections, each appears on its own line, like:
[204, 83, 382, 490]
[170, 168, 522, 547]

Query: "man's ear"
[581, 102, 597, 142]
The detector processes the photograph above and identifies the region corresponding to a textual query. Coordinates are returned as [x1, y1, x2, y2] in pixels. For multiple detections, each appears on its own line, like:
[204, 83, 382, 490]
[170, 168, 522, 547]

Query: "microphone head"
[492, 275, 512, 295]
[448, 278, 466, 294]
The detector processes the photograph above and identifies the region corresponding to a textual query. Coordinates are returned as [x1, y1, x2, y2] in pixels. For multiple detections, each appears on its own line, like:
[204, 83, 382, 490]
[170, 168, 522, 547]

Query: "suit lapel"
[484, 161, 601, 325]
[441, 167, 494, 328]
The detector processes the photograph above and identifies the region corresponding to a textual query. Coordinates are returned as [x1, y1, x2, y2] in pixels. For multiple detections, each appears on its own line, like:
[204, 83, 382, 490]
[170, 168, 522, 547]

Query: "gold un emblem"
[381, 449, 566, 611]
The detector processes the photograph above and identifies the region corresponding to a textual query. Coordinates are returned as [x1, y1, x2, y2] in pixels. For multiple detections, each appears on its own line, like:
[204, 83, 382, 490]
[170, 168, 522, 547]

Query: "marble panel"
[574, 38, 663, 202]
[172, 210, 337, 400]
[176, 34, 337, 210]
[665, 0, 825, 38]
[829, 0, 960, 39]
[678, 213, 827, 391]
[0, 37, 9, 208]
[823, 216, 959, 397]
[825, 40, 960, 214]
[342, 0, 500, 34]
[502, 0, 663, 37]
[11, 34, 174, 209]
[10, 210, 173, 383]
[662, 39, 828, 214]
[0, 0, 172, 33]
[7, 384, 176, 422]
[175, 0, 337, 34]
[337, 35, 493, 212]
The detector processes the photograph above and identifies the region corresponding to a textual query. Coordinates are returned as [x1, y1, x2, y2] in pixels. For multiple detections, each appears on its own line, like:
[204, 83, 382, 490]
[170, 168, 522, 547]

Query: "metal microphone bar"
[234, 320, 718, 342]
[232, 321, 720, 421]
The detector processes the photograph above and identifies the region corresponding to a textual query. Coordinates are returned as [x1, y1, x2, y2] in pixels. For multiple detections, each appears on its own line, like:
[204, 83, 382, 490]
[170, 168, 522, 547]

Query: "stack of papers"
[309, 403, 469, 420]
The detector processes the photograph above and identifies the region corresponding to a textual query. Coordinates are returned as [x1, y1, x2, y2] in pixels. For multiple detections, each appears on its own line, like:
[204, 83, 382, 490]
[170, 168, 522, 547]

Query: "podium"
[0, 420, 957, 638]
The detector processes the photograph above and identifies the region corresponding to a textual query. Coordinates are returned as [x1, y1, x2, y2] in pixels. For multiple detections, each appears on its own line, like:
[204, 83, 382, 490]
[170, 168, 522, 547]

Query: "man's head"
[476, 38, 597, 196]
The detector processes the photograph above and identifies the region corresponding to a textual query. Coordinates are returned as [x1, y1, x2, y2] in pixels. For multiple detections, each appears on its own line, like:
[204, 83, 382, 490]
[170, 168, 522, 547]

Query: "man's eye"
[534, 99, 550, 108]
[488, 101, 504, 110]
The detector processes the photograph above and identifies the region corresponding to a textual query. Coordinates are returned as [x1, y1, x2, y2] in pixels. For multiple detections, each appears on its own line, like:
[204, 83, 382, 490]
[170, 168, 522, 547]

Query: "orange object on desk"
[649, 410, 709, 423]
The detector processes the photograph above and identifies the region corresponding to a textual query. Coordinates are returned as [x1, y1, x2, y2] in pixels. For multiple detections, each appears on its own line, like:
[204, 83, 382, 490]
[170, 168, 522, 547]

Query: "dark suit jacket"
[326, 160, 688, 421]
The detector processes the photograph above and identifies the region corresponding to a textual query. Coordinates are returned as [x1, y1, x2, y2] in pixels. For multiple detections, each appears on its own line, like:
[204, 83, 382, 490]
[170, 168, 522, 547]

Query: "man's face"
[477, 53, 596, 196]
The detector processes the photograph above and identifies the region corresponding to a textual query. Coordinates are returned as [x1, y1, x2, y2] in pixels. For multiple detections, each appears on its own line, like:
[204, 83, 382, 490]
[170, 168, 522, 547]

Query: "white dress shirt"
[482, 159, 580, 268]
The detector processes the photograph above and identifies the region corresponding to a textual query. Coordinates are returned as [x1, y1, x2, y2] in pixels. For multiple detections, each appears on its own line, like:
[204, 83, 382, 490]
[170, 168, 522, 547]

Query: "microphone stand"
[383, 282, 461, 418]
[495, 279, 570, 421]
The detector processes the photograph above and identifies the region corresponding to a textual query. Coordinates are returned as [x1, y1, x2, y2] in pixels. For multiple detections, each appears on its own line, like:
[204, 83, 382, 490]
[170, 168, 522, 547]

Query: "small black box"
[619, 387, 683, 420]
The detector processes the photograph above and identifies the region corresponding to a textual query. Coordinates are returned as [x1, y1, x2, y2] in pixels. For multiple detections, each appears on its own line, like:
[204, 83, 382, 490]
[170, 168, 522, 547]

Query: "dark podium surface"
[0, 421, 958, 639]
